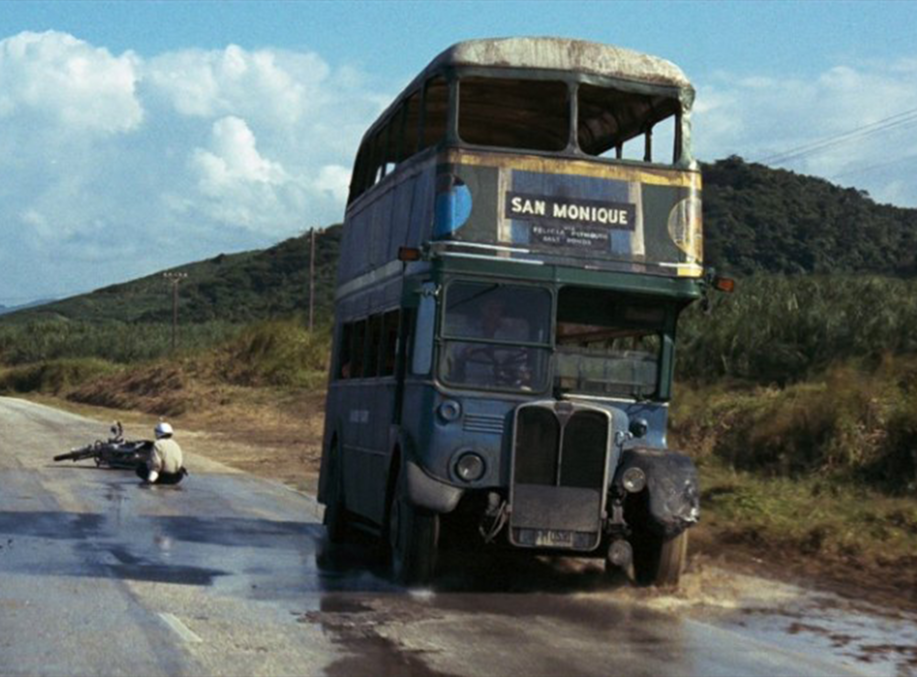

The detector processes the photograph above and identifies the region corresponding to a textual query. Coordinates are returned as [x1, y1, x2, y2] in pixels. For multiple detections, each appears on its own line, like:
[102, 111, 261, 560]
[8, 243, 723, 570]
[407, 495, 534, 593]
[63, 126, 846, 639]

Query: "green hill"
[703, 156, 917, 276]
[4, 226, 341, 326]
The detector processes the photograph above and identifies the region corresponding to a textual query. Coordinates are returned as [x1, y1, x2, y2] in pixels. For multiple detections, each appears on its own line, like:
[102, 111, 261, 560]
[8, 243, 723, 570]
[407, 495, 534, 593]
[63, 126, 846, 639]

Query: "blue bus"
[319, 38, 724, 586]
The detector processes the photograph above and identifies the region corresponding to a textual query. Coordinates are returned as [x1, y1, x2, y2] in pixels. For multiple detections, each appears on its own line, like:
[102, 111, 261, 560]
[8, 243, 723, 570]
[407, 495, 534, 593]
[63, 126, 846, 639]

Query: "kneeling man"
[137, 421, 188, 485]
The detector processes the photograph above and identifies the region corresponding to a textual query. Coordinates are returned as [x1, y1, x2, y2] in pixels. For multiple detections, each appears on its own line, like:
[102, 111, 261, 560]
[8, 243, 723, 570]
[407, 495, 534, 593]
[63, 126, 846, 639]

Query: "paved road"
[0, 397, 890, 676]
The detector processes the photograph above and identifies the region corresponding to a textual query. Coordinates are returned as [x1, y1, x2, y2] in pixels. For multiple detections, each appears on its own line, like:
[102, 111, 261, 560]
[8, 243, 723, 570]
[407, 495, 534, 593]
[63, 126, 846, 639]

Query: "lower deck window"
[440, 281, 552, 392]
[555, 287, 667, 398]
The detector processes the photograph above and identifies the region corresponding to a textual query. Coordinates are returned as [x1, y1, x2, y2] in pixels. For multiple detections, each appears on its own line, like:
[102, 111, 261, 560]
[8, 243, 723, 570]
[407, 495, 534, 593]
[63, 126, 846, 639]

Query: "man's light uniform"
[139, 421, 186, 484]
[150, 437, 183, 476]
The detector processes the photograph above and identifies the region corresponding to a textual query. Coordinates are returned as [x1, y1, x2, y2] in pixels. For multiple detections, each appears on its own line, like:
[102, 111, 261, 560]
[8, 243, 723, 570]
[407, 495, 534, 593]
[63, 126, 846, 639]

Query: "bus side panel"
[407, 164, 435, 248]
[387, 176, 414, 261]
[371, 189, 393, 270]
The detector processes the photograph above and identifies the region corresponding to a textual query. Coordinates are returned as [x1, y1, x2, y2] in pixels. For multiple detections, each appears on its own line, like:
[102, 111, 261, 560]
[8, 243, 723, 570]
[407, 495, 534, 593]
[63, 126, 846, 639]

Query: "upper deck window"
[421, 76, 448, 152]
[458, 77, 569, 152]
[577, 83, 681, 163]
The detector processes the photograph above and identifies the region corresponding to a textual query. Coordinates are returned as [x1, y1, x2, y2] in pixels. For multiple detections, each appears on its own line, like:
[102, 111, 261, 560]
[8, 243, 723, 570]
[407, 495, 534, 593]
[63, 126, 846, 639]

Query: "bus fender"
[616, 448, 700, 538]
[406, 460, 464, 514]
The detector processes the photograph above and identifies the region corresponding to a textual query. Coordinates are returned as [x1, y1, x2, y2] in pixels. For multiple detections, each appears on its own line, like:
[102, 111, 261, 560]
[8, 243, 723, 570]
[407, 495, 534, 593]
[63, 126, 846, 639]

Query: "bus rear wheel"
[322, 445, 350, 543]
[388, 465, 439, 586]
[632, 529, 688, 587]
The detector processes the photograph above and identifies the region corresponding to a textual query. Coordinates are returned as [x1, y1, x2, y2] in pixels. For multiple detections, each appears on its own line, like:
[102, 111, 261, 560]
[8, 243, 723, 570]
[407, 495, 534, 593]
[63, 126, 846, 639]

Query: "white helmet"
[154, 422, 174, 439]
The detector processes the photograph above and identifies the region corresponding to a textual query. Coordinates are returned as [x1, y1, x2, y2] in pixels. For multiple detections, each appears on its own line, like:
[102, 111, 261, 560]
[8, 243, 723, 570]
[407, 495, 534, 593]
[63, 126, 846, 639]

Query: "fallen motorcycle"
[53, 422, 152, 470]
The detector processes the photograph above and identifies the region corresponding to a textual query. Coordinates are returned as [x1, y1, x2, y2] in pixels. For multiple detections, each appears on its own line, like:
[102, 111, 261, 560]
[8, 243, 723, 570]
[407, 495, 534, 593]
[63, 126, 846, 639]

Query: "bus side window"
[379, 121, 396, 179]
[352, 319, 368, 379]
[348, 146, 370, 204]
[366, 314, 384, 378]
[380, 310, 400, 377]
[411, 287, 436, 375]
[401, 91, 421, 160]
[420, 76, 447, 152]
[337, 322, 353, 379]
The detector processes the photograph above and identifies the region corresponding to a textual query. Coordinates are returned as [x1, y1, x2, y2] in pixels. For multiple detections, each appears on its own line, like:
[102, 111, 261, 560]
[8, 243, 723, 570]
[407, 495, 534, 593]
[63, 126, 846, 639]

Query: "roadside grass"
[673, 362, 917, 606]
[0, 318, 330, 417]
[676, 275, 917, 385]
[209, 318, 330, 388]
[0, 358, 122, 395]
[0, 320, 241, 365]
[693, 458, 917, 608]
[671, 356, 917, 494]
[696, 459, 917, 564]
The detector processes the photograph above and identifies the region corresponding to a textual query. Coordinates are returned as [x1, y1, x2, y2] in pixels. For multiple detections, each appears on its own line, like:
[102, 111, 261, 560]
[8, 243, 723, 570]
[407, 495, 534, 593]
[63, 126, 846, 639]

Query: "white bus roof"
[420, 37, 692, 90]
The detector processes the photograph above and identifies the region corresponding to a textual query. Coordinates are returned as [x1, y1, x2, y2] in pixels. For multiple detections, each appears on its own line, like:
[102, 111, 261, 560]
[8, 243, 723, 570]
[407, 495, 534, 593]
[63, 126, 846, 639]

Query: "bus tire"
[632, 529, 688, 587]
[388, 464, 439, 586]
[323, 443, 350, 543]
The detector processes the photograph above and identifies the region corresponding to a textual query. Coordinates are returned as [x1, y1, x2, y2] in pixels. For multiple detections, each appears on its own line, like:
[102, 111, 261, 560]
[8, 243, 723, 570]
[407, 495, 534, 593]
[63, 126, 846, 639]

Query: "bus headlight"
[438, 399, 462, 423]
[622, 467, 646, 493]
[454, 452, 486, 482]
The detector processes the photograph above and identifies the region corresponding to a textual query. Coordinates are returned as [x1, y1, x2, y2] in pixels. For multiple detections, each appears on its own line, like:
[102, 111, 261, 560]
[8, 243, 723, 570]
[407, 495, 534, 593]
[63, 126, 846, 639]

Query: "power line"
[830, 152, 917, 180]
[758, 106, 917, 165]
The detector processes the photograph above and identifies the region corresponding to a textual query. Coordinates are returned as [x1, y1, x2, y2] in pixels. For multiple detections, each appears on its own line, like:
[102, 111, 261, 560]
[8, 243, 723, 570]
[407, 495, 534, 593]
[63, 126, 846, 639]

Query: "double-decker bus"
[319, 37, 720, 586]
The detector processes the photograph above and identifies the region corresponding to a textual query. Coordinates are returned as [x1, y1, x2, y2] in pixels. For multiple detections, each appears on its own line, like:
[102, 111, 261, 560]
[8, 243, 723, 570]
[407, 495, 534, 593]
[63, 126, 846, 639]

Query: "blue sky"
[2, 1, 917, 303]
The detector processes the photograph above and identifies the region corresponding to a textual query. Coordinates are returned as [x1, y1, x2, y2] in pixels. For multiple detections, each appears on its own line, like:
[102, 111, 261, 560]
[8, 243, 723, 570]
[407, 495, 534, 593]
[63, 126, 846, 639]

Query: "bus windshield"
[440, 282, 552, 392]
[554, 287, 666, 398]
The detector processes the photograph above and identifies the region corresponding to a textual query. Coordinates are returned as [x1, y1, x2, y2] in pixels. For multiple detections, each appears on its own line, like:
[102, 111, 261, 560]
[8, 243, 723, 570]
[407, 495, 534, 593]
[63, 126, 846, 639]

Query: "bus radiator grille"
[513, 406, 608, 491]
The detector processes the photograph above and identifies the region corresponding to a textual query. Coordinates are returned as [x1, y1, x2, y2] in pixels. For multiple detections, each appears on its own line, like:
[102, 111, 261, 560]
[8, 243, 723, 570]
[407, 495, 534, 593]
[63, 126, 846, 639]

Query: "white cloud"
[145, 44, 330, 126]
[193, 116, 287, 192]
[693, 58, 917, 205]
[0, 32, 390, 302]
[315, 165, 351, 203]
[0, 31, 142, 134]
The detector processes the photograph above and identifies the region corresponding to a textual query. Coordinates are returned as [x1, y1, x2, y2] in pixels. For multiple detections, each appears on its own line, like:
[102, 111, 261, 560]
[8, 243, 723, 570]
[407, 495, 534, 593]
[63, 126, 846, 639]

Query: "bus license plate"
[533, 529, 574, 548]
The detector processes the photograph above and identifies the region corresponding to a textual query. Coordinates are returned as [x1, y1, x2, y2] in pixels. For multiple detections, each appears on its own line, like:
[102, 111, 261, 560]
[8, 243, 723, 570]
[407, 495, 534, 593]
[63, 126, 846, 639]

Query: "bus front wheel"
[632, 529, 688, 587]
[388, 465, 439, 586]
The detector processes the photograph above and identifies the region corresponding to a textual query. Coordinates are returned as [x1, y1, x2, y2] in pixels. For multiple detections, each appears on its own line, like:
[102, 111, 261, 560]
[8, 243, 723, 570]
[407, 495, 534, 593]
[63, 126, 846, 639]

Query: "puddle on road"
[641, 563, 917, 676]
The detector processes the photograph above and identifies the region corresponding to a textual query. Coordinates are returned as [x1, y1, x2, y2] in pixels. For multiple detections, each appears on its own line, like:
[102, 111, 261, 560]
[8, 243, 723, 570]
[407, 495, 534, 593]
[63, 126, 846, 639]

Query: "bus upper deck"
[337, 37, 702, 293]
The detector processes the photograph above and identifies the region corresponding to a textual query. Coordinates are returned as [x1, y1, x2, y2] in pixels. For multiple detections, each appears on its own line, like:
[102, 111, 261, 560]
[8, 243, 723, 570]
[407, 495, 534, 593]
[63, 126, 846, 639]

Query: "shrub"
[213, 318, 331, 388]
[0, 358, 120, 395]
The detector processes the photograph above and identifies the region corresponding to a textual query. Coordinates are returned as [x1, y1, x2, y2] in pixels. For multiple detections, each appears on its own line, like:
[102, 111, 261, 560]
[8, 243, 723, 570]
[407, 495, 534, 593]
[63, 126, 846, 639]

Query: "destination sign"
[505, 192, 636, 231]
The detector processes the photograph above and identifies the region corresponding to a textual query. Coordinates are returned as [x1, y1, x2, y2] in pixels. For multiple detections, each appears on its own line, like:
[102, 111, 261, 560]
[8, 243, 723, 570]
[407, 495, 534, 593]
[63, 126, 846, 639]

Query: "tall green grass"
[671, 356, 917, 493]
[0, 358, 121, 395]
[677, 275, 917, 384]
[0, 320, 241, 365]
[212, 318, 331, 388]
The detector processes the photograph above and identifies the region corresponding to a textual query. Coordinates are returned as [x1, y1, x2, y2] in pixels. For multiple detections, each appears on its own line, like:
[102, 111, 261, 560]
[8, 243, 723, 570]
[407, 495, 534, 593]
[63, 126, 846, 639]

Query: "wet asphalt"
[0, 396, 896, 676]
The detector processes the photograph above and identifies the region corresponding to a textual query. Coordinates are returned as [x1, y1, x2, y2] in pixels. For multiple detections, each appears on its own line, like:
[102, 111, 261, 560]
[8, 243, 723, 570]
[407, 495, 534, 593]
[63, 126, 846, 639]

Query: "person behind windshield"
[136, 422, 188, 485]
[455, 297, 533, 388]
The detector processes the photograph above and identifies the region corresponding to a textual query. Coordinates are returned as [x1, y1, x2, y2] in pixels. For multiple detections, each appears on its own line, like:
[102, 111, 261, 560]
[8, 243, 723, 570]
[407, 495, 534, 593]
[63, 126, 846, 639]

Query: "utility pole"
[162, 272, 188, 353]
[309, 228, 316, 332]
